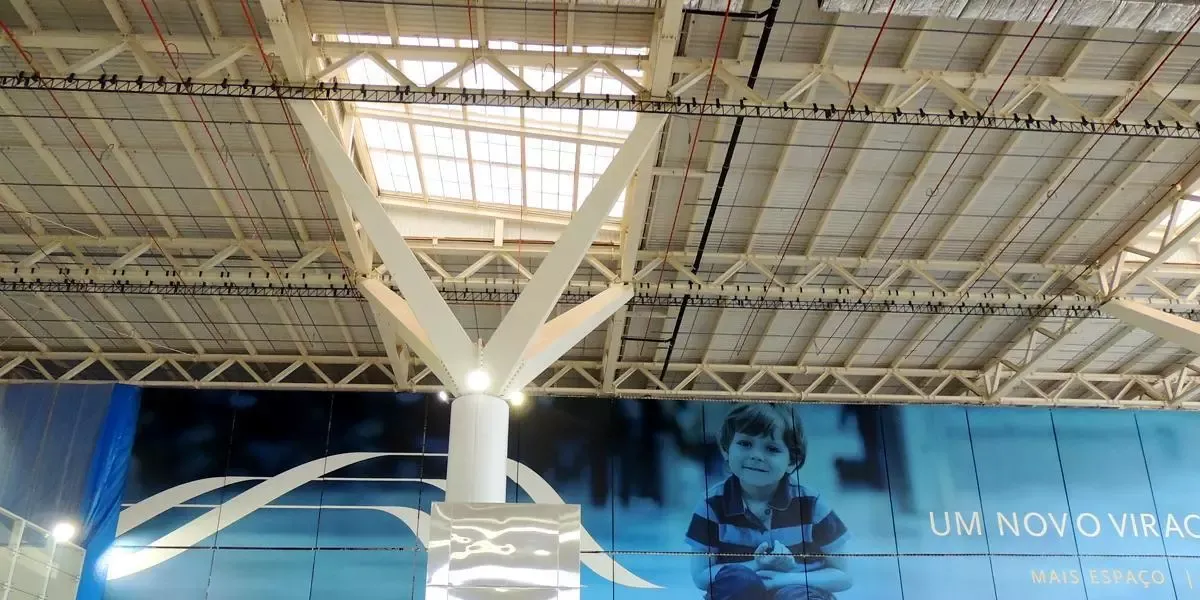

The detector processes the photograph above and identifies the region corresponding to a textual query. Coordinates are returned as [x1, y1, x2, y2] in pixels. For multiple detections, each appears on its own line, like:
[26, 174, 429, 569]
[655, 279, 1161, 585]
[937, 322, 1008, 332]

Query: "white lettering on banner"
[1110, 513, 1131, 537]
[929, 512, 952, 536]
[957, 511, 982, 536]
[928, 511, 982, 536]
[1031, 569, 1081, 585]
[1141, 513, 1160, 537]
[1076, 513, 1102, 537]
[1048, 512, 1070, 537]
[1088, 569, 1168, 588]
[1186, 514, 1200, 538]
[997, 512, 1021, 536]
[1165, 514, 1185, 538]
[1032, 568, 1176, 587]
[1025, 512, 1049, 537]
[929, 511, 1200, 538]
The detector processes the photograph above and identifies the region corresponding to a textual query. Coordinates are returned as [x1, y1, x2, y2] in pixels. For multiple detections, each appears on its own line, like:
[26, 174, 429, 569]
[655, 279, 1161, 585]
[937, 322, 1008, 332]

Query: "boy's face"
[722, 428, 796, 488]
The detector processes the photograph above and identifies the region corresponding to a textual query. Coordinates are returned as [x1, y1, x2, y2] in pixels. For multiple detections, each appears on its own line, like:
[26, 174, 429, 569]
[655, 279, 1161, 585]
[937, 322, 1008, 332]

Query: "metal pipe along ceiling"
[658, 0, 782, 379]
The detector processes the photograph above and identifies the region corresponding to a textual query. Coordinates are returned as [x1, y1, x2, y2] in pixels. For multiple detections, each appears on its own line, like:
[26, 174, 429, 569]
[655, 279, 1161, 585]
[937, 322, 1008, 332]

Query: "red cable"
[234, 0, 362, 279]
[0, 19, 183, 271]
[768, 0, 899, 276]
[0, 21, 69, 264]
[143, 0, 330, 287]
[986, 9, 1200, 279]
[1, 18, 238, 352]
[653, 0, 736, 291]
[907, 0, 1062, 224]
[138, 0, 276, 249]
[236, 0, 350, 278]
[875, 4, 1196, 365]
[239, 0, 275, 76]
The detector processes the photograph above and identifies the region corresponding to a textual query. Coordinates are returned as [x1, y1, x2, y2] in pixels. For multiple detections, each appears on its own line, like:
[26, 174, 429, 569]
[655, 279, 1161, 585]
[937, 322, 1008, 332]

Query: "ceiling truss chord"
[0, 351, 1178, 408]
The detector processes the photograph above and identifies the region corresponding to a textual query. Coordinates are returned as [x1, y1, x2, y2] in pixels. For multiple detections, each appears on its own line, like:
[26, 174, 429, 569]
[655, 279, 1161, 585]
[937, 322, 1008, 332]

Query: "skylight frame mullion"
[462, 105, 480, 206]
[405, 105, 431, 200]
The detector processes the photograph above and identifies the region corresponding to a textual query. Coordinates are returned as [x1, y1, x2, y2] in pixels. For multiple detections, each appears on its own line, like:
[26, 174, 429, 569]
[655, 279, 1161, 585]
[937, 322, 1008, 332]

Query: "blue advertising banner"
[104, 389, 1200, 600]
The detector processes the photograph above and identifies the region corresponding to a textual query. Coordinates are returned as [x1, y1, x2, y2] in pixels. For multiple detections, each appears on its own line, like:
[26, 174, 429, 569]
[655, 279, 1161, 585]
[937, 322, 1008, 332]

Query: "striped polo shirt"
[685, 475, 848, 564]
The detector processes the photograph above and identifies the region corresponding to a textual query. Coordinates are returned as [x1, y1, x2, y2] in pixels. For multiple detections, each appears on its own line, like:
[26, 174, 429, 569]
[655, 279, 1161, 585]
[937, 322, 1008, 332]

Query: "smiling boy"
[685, 404, 852, 600]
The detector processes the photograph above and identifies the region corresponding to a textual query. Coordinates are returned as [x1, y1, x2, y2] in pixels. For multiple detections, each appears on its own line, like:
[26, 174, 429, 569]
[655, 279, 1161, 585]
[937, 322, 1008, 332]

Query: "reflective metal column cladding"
[426, 503, 582, 600]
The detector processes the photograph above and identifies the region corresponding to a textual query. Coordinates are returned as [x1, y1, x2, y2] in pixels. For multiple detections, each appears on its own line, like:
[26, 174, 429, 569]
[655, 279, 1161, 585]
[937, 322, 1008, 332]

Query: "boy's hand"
[767, 540, 797, 571]
[752, 542, 774, 570]
[753, 540, 796, 571]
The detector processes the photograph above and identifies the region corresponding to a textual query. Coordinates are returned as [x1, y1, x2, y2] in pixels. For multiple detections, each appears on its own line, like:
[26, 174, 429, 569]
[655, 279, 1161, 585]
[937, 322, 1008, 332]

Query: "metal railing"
[0, 507, 84, 600]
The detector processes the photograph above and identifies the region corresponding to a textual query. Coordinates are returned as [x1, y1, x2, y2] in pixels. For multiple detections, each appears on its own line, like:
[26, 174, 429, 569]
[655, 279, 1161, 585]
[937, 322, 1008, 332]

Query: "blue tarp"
[77, 384, 140, 600]
[0, 384, 113, 526]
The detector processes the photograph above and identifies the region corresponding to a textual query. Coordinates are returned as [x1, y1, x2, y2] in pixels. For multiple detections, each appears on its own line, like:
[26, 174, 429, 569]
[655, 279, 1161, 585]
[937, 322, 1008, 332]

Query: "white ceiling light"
[51, 522, 76, 543]
[437, 390, 449, 402]
[507, 391, 525, 406]
[466, 370, 491, 392]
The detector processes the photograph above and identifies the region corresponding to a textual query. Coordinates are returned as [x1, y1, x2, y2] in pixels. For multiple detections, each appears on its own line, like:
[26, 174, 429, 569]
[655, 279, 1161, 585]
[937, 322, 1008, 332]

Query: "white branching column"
[292, 98, 664, 492]
[263, 0, 669, 594]
[445, 394, 510, 503]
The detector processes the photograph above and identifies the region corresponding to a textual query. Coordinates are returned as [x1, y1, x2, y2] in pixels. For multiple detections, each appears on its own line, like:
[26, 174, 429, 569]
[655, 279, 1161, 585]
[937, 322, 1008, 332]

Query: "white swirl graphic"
[113, 452, 660, 589]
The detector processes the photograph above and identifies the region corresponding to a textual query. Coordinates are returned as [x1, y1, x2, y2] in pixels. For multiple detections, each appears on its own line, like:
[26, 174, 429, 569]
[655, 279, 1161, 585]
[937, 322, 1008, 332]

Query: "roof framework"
[3, 0, 1200, 408]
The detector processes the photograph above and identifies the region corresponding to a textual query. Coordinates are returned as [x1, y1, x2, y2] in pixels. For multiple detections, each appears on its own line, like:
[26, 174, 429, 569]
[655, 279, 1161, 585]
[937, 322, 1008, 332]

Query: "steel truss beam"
[983, 182, 1200, 398]
[2, 74, 1197, 139]
[7, 237, 1200, 311]
[9, 29, 1200, 109]
[0, 282, 1129, 318]
[0, 351, 1183, 408]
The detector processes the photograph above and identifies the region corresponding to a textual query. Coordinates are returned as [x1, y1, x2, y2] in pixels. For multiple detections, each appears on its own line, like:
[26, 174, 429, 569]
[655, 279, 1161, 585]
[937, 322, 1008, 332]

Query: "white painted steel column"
[445, 393, 510, 503]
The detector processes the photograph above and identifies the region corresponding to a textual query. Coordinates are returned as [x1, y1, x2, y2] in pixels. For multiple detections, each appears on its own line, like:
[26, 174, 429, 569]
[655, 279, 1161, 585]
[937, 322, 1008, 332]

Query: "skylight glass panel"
[423, 157, 472, 200]
[475, 164, 522, 206]
[338, 46, 643, 219]
[529, 169, 576, 211]
[576, 174, 627, 217]
[527, 138, 576, 172]
[371, 151, 421, 194]
[522, 67, 569, 93]
[460, 63, 520, 91]
[579, 144, 617, 175]
[361, 117, 414, 152]
[1159, 197, 1200, 227]
[324, 33, 390, 45]
[466, 105, 523, 121]
[415, 125, 469, 161]
[401, 60, 459, 86]
[471, 132, 522, 166]
[345, 59, 395, 86]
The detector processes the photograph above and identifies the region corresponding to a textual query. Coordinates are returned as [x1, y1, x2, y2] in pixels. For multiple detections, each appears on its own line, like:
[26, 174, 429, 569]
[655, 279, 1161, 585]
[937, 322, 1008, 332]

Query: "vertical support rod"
[445, 394, 510, 503]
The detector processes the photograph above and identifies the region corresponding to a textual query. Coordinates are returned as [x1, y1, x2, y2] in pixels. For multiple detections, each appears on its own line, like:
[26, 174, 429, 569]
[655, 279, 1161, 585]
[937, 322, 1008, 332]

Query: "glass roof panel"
[335, 35, 642, 220]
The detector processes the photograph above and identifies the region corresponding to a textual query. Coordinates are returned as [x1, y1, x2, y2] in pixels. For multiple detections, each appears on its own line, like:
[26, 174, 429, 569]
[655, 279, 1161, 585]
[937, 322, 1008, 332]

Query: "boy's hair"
[718, 403, 806, 469]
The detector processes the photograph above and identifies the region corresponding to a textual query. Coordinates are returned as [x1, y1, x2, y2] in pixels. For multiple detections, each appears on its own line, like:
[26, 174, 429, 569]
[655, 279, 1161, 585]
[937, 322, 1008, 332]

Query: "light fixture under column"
[465, 369, 491, 392]
[437, 390, 449, 402]
[507, 391, 525, 406]
[51, 522, 76, 543]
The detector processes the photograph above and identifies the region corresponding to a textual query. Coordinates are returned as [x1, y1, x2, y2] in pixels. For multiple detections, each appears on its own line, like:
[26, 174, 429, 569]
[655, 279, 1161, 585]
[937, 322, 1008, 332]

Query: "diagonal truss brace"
[1101, 299, 1200, 355]
[482, 114, 666, 394]
[291, 101, 476, 392]
[292, 101, 665, 395]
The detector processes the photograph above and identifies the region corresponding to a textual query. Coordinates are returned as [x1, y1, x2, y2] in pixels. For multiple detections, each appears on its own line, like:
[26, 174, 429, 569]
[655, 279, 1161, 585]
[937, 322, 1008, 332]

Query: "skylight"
[331, 35, 644, 218]
[1121, 194, 1200, 265]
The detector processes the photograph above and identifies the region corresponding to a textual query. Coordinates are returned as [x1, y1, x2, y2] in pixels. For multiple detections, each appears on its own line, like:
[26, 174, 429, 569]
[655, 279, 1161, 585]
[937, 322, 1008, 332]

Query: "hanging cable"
[657, 0, 782, 378]
[139, 0, 314, 351]
[0, 17, 232, 354]
[887, 17, 1200, 377]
